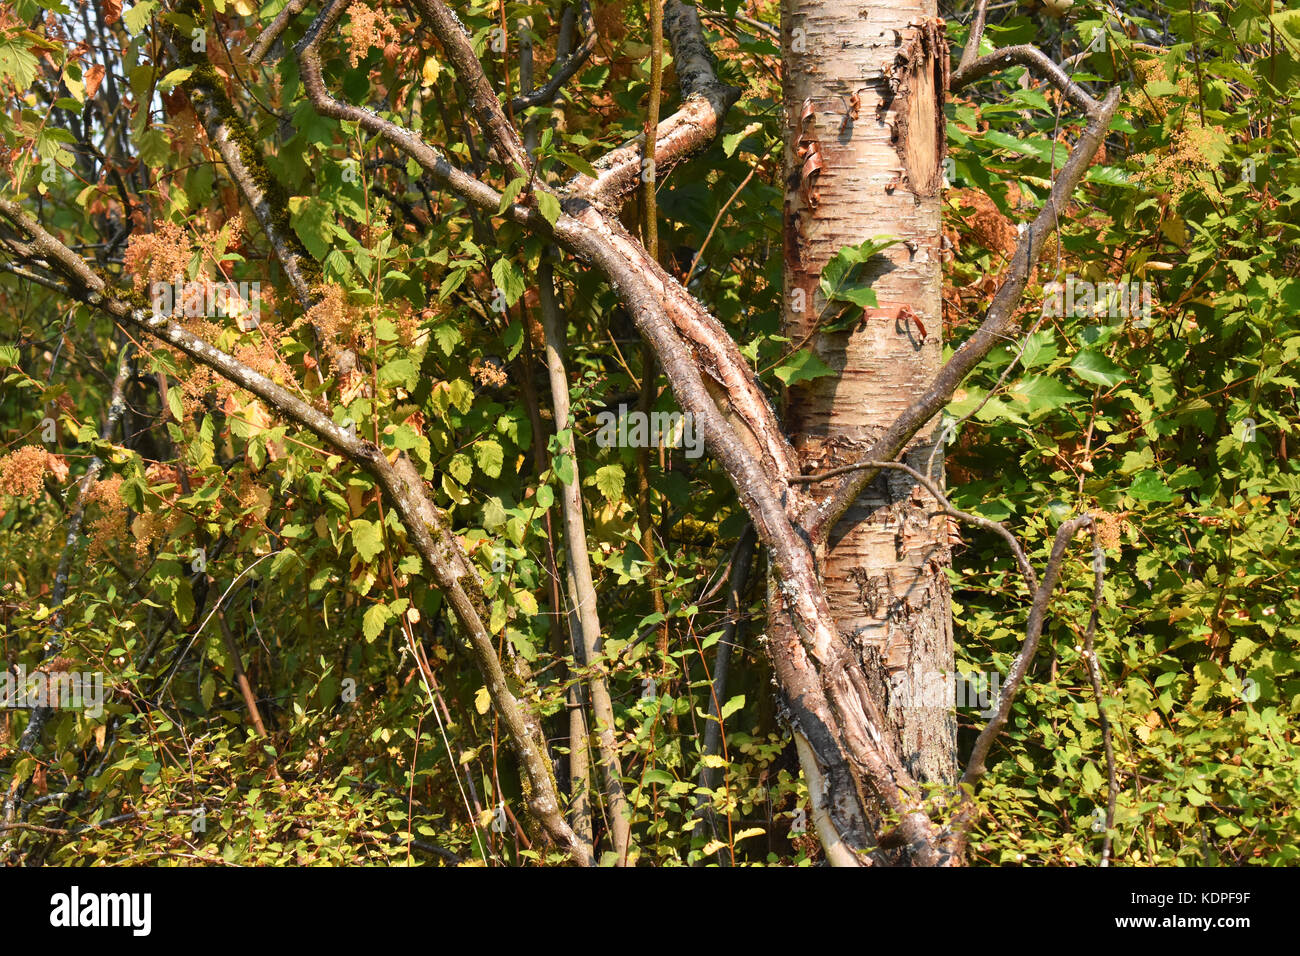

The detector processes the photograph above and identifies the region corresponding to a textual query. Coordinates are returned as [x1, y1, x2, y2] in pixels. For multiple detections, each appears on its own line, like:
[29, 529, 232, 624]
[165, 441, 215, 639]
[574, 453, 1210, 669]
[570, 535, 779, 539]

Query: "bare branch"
[407, 0, 534, 179]
[956, 0, 989, 74]
[698, 9, 778, 41]
[0, 260, 71, 294]
[538, 256, 634, 862]
[951, 44, 1103, 116]
[511, 1, 597, 112]
[1080, 530, 1117, 866]
[794, 460, 1037, 593]
[962, 514, 1094, 784]
[247, 0, 309, 66]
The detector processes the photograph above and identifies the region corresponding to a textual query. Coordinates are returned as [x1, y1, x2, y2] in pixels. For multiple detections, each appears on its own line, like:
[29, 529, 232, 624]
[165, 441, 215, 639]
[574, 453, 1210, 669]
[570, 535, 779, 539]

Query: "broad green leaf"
[363, 602, 393, 642]
[1129, 471, 1176, 503]
[475, 439, 504, 478]
[491, 258, 526, 308]
[1070, 349, 1127, 388]
[350, 519, 385, 562]
[774, 348, 835, 386]
[594, 464, 625, 503]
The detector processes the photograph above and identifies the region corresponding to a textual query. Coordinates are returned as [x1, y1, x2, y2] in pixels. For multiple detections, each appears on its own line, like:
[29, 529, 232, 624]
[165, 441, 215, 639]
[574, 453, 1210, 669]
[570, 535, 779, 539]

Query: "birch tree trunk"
[782, 0, 957, 788]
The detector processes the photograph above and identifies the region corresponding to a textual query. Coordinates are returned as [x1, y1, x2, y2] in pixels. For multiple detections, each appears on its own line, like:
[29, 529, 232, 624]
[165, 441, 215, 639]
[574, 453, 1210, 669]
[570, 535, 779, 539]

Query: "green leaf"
[498, 176, 527, 214]
[722, 127, 753, 157]
[1128, 471, 1176, 503]
[554, 454, 575, 486]
[720, 694, 746, 720]
[1010, 375, 1083, 412]
[350, 518, 385, 562]
[1070, 349, 1126, 388]
[0, 34, 40, 88]
[200, 673, 215, 711]
[980, 128, 1062, 162]
[432, 322, 461, 355]
[819, 235, 899, 307]
[378, 357, 418, 390]
[534, 484, 554, 510]
[362, 602, 393, 642]
[124, 1, 159, 35]
[1229, 637, 1258, 664]
[289, 196, 332, 261]
[503, 320, 525, 361]
[536, 190, 561, 226]
[1017, 330, 1058, 368]
[594, 464, 625, 503]
[553, 151, 597, 177]
[448, 453, 473, 484]
[491, 258, 526, 308]
[475, 439, 504, 479]
[774, 348, 835, 387]
[157, 67, 193, 91]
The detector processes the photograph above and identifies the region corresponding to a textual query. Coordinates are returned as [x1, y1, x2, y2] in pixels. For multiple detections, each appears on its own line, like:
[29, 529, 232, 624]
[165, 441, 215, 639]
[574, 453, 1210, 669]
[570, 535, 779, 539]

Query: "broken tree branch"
[570, 0, 740, 208]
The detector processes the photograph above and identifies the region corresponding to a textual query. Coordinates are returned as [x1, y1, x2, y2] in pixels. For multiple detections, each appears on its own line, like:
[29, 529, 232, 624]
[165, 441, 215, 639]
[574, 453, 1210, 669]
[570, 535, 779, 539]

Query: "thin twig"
[1081, 528, 1116, 866]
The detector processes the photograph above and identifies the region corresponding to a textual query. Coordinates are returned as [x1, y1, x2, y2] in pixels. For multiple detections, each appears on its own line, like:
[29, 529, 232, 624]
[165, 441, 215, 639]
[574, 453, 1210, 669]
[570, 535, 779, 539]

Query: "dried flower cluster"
[124, 220, 193, 289]
[346, 3, 400, 68]
[84, 475, 126, 557]
[1092, 509, 1129, 551]
[0, 445, 61, 500]
[1130, 62, 1228, 195]
[295, 283, 355, 343]
[469, 356, 509, 389]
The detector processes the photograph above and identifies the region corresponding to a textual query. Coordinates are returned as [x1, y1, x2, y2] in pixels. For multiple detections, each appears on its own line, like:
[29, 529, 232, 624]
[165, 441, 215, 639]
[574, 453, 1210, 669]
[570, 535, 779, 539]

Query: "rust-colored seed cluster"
[0, 445, 58, 500]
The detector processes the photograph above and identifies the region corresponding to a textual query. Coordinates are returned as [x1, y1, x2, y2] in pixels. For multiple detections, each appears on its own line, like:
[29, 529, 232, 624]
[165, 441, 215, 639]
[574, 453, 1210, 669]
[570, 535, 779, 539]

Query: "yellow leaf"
[513, 589, 539, 617]
[474, 686, 491, 715]
[421, 56, 442, 86]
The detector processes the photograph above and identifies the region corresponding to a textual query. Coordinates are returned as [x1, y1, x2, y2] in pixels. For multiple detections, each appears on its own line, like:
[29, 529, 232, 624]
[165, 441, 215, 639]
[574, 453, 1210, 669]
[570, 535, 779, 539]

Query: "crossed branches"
[0, 0, 1123, 866]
